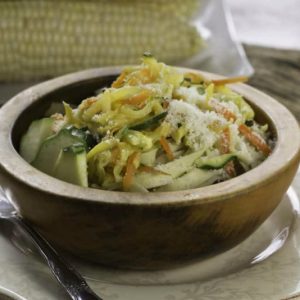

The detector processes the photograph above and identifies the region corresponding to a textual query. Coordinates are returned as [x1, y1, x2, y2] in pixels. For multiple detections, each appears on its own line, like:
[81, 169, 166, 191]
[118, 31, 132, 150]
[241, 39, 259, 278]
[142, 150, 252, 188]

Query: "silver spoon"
[0, 188, 103, 300]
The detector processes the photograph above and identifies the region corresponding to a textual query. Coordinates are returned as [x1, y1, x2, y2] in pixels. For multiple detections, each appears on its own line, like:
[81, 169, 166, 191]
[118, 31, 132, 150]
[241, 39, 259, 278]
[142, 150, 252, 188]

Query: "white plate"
[1, 181, 300, 300]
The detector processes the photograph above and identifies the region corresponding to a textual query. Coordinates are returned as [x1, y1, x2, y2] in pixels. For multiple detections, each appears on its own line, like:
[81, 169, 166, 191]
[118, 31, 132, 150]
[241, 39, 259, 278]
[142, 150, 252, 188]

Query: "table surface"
[245, 45, 300, 122]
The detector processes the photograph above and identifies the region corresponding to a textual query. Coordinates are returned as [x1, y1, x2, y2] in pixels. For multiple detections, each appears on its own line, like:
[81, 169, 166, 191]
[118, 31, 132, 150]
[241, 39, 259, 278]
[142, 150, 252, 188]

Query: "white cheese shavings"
[174, 86, 206, 106]
[142, 83, 173, 99]
[229, 124, 265, 168]
[165, 100, 228, 151]
[217, 99, 241, 120]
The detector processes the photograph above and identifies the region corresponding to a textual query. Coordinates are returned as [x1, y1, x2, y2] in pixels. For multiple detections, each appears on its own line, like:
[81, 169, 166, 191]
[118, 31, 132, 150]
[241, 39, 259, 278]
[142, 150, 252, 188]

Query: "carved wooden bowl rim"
[0, 67, 299, 206]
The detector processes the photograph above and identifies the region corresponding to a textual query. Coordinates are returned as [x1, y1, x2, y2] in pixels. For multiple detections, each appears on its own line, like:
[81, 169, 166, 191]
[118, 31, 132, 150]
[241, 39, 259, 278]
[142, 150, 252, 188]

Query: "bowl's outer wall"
[0, 67, 300, 269]
[0, 156, 298, 269]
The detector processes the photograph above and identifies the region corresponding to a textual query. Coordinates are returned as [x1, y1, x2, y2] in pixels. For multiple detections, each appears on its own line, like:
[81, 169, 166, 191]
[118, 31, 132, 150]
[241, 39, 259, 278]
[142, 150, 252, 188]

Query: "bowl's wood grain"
[0, 67, 299, 269]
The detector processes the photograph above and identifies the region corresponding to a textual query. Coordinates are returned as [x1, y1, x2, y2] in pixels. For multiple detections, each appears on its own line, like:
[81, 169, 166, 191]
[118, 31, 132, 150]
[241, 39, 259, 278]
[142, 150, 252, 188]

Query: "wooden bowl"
[0, 67, 299, 270]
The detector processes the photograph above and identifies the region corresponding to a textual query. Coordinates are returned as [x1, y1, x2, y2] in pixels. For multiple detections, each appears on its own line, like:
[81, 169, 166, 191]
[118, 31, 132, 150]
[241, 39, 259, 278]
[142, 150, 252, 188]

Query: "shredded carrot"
[159, 137, 174, 161]
[122, 90, 151, 107]
[138, 165, 157, 173]
[239, 124, 271, 156]
[126, 68, 156, 86]
[218, 127, 236, 177]
[219, 127, 231, 154]
[212, 76, 248, 86]
[210, 99, 237, 121]
[138, 166, 158, 173]
[80, 97, 97, 110]
[123, 152, 140, 191]
[140, 68, 155, 83]
[112, 71, 127, 88]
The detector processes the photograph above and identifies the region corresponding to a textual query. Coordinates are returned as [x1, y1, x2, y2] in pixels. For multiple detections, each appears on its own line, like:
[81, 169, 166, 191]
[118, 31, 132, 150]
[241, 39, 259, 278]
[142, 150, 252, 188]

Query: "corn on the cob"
[0, 0, 203, 81]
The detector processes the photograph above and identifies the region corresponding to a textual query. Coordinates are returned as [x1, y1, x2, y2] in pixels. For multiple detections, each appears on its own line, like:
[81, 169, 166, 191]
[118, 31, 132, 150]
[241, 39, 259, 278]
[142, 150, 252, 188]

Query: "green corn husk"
[0, 0, 203, 81]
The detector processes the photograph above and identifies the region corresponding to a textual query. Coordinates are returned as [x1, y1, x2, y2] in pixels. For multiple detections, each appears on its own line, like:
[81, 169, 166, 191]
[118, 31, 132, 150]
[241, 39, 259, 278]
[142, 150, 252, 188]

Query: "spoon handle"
[10, 215, 103, 300]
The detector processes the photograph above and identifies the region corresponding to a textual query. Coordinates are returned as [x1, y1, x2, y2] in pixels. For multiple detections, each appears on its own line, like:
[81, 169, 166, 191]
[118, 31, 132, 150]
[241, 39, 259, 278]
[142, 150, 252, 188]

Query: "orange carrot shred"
[112, 72, 127, 88]
[218, 127, 236, 177]
[159, 137, 174, 161]
[140, 68, 155, 83]
[219, 127, 230, 154]
[122, 90, 151, 107]
[138, 166, 156, 173]
[210, 99, 237, 121]
[138, 166, 157, 173]
[239, 124, 271, 156]
[212, 76, 248, 86]
[123, 152, 140, 191]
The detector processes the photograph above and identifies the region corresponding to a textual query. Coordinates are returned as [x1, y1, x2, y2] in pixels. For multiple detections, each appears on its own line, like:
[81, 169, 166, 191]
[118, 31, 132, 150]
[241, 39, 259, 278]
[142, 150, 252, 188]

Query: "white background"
[227, 0, 300, 50]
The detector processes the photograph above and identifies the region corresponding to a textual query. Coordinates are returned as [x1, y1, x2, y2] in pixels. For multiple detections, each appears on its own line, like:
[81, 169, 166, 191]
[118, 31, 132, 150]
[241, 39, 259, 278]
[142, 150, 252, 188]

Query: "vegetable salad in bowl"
[20, 55, 272, 192]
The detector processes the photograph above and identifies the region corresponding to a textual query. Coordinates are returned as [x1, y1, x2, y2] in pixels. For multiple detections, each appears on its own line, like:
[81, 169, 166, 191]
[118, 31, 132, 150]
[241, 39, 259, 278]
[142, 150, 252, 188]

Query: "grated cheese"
[229, 124, 265, 168]
[165, 100, 228, 151]
[174, 86, 206, 106]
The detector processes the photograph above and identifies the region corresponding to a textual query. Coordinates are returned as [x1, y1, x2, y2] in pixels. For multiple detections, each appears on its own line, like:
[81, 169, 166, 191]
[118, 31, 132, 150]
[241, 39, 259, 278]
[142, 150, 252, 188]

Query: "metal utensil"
[0, 188, 103, 300]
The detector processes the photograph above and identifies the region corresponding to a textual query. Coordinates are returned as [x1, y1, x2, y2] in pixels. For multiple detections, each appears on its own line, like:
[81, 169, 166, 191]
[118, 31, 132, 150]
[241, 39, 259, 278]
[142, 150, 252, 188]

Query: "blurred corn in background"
[0, 0, 203, 81]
